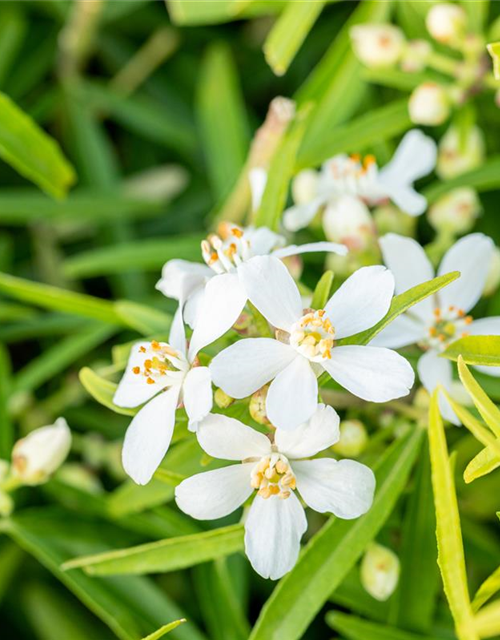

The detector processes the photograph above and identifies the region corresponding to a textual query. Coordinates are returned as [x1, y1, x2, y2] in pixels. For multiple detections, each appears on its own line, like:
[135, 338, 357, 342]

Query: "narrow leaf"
[114, 301, 171, 336]
[424, 157, 500, 203]
[142, 621, 186, 640]
[472, 565, 500, 612]
[79, 367, 137, 417]
[474, 599, 500, 638]
[457, 356, 500, 438]
[442, 336, 500, 368]
[311, 270, 334, 310]
[464, 445, 500, 484]
[326, 611, 445, 640]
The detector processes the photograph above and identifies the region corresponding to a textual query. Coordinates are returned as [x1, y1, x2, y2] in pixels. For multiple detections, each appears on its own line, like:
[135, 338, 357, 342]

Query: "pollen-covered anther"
[289, 309, 335, 361]
[132, 342, 182, 381]
[422, 306, 474, 351]
[250, 454, 296, 500]
[201, 224, 251, 273]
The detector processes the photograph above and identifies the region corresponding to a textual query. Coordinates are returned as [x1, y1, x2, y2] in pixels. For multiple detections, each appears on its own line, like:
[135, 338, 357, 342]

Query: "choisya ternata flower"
[113, 311, 212, 485]
[156, 222, 347, 362]
[175, 407, 375, 580]
[283, 130, 437, 234]
[373, 233, 500, 424]
[210, 256, 414, 431]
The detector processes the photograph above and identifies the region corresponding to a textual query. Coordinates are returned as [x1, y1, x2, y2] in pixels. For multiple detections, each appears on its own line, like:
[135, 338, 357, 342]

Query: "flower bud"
[426, 4, 467, 45]
[323, 195, 376, 252]
[483, 246, 500, 297]
[428, 188, 480, 235]
[333, 420, 369, 458]
[57, 463, 103, 494]
[373, 204, 417, 237]
[12, 418, 71, 486]
[292, 169, 319, 205]
[214, 388, 234, 409]
[400, 39, 431, 73]
[409, 83, 451, 126]
[360, 543, 400, 601]
[249, 386, 271, 426]
[437, 125, 484, 179]
[350, 24, 405, 68]
[0, 490, 13, 517]
[233, 311, 260, 338]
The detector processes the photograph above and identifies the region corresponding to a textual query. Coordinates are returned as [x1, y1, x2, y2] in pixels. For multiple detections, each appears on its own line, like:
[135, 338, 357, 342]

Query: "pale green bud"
[350, 24, 405, 68]
[426, 4, 467, 45]
[0, 491, 13, 517]
[373, 203, 417, 237]
[249, 386, 271, 426]
[214, 388, 234, 409]
[333, 420, 369, 458]
[437, 126, 484, 180]
[409, 83, 450, 126]
[428, 188, 480, 235]
[361, 543, 400, 601]
[292, 169, 319, 205]
[401, 39, 431, 73]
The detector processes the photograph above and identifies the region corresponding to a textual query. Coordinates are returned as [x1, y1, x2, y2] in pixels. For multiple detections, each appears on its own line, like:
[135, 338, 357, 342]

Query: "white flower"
[360, 543, 400, 601]
[175, 407, 375, 580]
[428, 187, 480, 234]
[437, 125, 485, 179]
[426, 3, 467, 45]
[113, 311, 213, 485]
[210, 256, 414, 431]
[350, 24, 405, 68]
[283, 130, 437, 233]
[374, 233, 500, 424]
[12, 418, 71, 486]
[157, 222, 347, 360]
[409, 83, 450, 126]
[323, 196, 376, 251]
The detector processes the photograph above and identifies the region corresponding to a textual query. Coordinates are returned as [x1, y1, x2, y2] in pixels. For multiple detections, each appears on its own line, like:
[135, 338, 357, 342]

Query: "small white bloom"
[409, 83, 451, 126]
[437, 125, 485, 179]
[175, 408, 375, 580]
[360, 543, 400, 601]
[210, 256, 414, 431]
[426, 3, 467, 45]
[374, 233, 500, 424]
[400, 40, 431, 73]
[483, 247, 500, 297]
[428, 187, 481, 234]
[323, 195, 376, 252]
[12, 418, 71, 486]
[283, 130, 437, 233]
[114, 311, 213, 485]
[350, 24, 405, 68]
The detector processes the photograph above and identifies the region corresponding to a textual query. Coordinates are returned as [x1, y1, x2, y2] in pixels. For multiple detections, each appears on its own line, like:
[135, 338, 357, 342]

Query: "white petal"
[245, 225, 285, 256]
[122, 385, 180, 485]
[438, 233, 494, 313]
[275, 404, 340, 459]
[272, 241, 348, 260]
[267, 355, 318, 430]
[369, 314, 425, 349]
[293, 458, 375, 519]
[248, 168, 268, 212]
[238, 255, 302, 331]
[323, 346, 414, 402]
[156, 259, 212, 302]
[196, 413, 271, 460]
[384, 185, 428, 217]
[324, 266, 395, 339]
[168, 306, 186, 354]
[210, 338, 296, 399]
[188, 272, 247, 361]
[244, 492, 307, 580]
[469, 317, 500, 377]
[283, 197, 326, 232]
[183, 366, 212, 427]
[175, 464, 254, 520]
[417, 350, 459, 425]
[113, 342, 170, 408]
[379, 233, 435, 322]
[379, 130, 436, 191]
[184, 286, 205, 329]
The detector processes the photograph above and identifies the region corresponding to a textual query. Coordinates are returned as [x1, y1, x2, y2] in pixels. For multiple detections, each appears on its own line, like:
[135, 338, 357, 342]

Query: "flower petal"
[184, 286, 205, 329]
[175, 464, 254, 520]
[196, 413, 271, 460]
[244, 492, 307, 580]
[323, 346, 414, 402]
[183, 366, 213, 429]
[438, 233, 494, 313]
[238, 255, 302, 331]
[417, 350, 459, 425]
[379, 233, 435, 322]
[275, 404, 340, 459]
[245, 225, 285, 255]
[168, 306, 186, 354]
[369, 314, 425, 349]
[324, 266, 395, 339]
[283, 197, 326, 232]
[267, 355, 318, 430]
[122, 385, 181, 485]
[293, 458, 375, 519]
[210, 338, 296, 399]
[272, 241, 348, 260]
[249, 167, 268, 212]
[469, 317, 500, 377]
[156, 259, 212, 302]
[188, 272, 247, 361]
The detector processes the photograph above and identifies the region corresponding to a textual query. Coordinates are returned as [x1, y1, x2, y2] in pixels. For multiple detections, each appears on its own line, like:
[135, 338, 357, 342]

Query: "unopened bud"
[0, 490, 13, 517]
[483, 246, 500, 297]
[426, 4, 467, 45]
[12, 418, 71, 486]
[428, 188, 480, 234]
[249, 386, 271, 426]
[292, 169, 319, 205]
[361, 543, 400, 601]
[350, 24, 405, 68]
[401, 39, 431, 73]
[333, 420, 369, 458]
[437, 125, 484, 179]
[323, 196, 376, 252]
[409, 83, 451, 126]
[373, 204, 417, 237]
[214, 388, 234, 409]
[233, 311, 259, 338]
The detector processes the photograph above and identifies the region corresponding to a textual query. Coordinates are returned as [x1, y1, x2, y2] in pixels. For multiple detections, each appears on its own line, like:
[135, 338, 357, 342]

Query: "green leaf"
[326, 611, 446, 640]
[166, 0, 287, 25]
[487, 42, 500, 80]
[474, 599, 500, 638]
[472, 565, 500, 612]
[424, 157, 500, 204]
[329, 568, 390, 623]
[442, 336, 500, 368]
[0, 6, 27, 88]
[311, 270, 334, 310]
[197, 42, 249, 200]
[0, 343, 13, 457]
[249, 428, 424, 640]
[63, 525, 244, 575]
[457, 357, 500, 438]
[337, 271, 460, 347]
[428, 391, 478, 640]
[114, 301, 172, 336]
[0, 91, 75, 198]
[464, 445, 500, 484]
[142, 621, 186, 640]
[263, 2, 325, 76]
[79, 367, 137, 417]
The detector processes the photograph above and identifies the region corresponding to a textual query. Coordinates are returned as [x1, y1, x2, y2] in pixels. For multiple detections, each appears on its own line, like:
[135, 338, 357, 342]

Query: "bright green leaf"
[79, 367, 137, 417]
[474, 599, 500, 638]
[142, 621, 186, 640]
[472, 565, 500, 612]
[424, 157, 500, 204]
[464, 445, 500, 484]
[114, 301, 171, 336]
[442, 336, 500, 368]
[326, 611, 445, 640]
[457, 357, 500, 438]
[311, 270, 333, 310]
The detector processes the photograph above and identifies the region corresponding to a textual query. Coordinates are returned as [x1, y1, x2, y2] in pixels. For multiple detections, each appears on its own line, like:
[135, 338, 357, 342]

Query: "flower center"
[328, 154, 378, 191]
[132, 341, 188, 385]
[250, 452, 296, 500]
[289, 309, 335, 361]
[421, 306, 473, 351]
[201, 223, 251, 274]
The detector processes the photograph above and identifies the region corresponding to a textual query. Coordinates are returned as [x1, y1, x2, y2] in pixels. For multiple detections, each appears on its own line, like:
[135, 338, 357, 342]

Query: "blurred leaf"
[79, 367, 137, 417]
[0, 342, 13, 457]
[424, 157, 500, 203]
[0, 92, 75, 198]
[474, 599, 500, 638]
[326, 611, 446, 640]
[329, 568, 390, 623]
[361, 68, 430, 91]
[0, 541, 23, 604]
[114, 301, 171, 336]
[249, 428, 424, 640]
[311, 270, 333, 310]
[428, 391, 477, 640]
[0, 5, 27, 87]
[472, 565, 500, 612]
[142, 621, 187, 640]
[457, 357, 500, 438]
[63, 525, 244, 575]
[166, 0, 287, 25]
[264, 2, 325, 76]
[442, 336, 500, 368]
